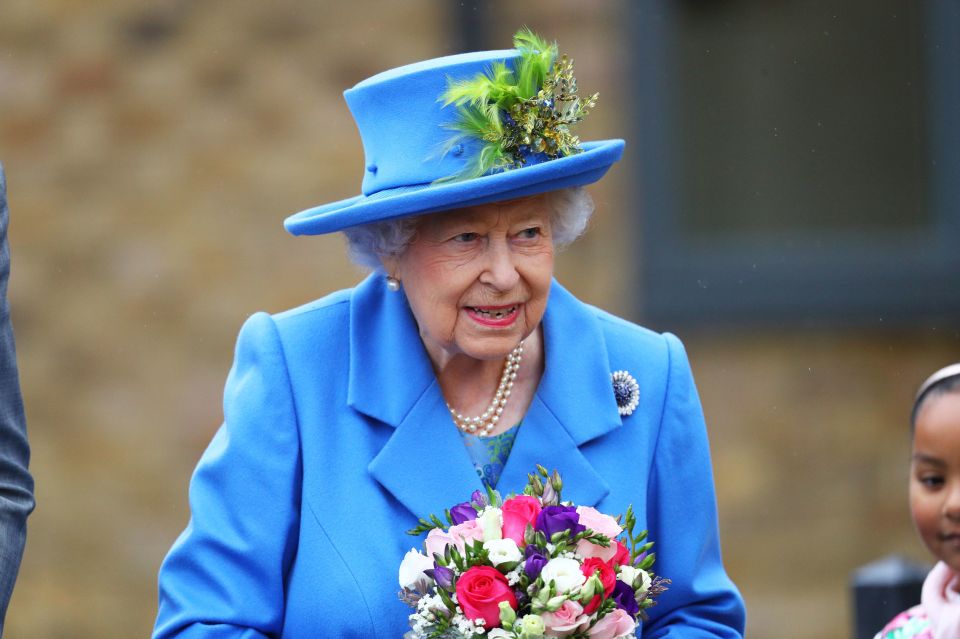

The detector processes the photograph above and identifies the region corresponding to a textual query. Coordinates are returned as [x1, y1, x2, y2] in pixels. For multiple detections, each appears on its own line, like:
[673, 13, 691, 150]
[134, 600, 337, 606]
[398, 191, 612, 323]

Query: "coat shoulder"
[272, 287, 352, 330]
[273, 287, 353, 322]
[580, 302, 676, 371]
[246, 287, 354, 360]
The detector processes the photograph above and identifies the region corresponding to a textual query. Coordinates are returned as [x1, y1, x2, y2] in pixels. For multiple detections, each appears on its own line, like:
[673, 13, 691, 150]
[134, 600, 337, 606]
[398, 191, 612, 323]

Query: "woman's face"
[386, 195, 555, 365]
[910, 391, 960, 572]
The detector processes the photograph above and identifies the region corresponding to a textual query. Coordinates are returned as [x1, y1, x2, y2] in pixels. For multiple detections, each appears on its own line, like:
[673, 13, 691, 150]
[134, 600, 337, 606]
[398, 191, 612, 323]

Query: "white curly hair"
[342, 187, 595, 270]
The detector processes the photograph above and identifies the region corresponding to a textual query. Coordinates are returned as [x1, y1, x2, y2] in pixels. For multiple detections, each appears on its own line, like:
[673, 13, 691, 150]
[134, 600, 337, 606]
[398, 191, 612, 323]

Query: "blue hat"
[284, 45, 625, 236]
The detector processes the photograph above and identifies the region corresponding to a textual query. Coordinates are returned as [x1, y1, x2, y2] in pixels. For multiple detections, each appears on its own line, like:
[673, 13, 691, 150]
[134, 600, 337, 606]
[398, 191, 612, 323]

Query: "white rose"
[484, 538, 522, 566]
[398, 548, 434, 589]
[486, 630, 513, 639]
[480, 507, 504, 541]
[539, 557, 586, 593]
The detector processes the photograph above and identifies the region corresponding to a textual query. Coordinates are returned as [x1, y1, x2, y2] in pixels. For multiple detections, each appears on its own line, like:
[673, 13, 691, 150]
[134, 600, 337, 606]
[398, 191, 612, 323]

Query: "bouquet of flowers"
[398, 466, 668, 639]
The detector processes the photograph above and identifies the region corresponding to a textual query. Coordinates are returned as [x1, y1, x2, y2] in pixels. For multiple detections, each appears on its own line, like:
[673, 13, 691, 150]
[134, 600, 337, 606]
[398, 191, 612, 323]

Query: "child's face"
[911, 392, 960, 572]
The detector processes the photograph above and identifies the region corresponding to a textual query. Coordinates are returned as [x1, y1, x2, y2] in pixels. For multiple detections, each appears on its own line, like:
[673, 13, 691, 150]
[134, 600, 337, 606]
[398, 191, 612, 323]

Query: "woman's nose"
[478, 239, 520, 291]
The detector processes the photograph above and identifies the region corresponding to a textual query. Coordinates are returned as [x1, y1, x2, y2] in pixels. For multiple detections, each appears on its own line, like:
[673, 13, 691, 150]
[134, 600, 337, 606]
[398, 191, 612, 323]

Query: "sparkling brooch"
[611, 370, 640, 417]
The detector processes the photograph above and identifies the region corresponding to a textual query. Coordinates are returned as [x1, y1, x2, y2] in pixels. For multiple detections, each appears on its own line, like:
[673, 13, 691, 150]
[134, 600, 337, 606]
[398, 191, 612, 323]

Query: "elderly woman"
[154, 32, 745, 638]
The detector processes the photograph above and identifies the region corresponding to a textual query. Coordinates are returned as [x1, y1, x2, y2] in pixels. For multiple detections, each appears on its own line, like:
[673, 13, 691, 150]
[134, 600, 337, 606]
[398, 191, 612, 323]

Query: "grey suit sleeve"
[0, 164, 35, 634]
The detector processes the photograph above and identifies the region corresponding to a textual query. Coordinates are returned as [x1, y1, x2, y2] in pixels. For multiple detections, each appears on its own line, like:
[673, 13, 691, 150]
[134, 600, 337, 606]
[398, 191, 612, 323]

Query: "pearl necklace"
[447, 343, 524, 437]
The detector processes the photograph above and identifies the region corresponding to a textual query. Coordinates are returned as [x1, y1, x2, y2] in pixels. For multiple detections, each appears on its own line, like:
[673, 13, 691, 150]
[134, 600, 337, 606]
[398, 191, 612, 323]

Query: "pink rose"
[541, 599, 588, 638]
[587, 608, 636, 639]
[425, 528, 459, 560]
[501, 495, 542, 545]
[575, 506, 623, 562]
[455, 566, 517, 628]
[450, 519, 485, 550]
[606, 541, 631, 569]
[425, 520, 485, 560]
[580, 557, 617, 615]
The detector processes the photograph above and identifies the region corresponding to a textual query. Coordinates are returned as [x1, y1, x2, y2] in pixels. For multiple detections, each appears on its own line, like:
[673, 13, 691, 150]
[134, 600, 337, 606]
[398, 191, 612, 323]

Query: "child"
[877, 363, 960, 639]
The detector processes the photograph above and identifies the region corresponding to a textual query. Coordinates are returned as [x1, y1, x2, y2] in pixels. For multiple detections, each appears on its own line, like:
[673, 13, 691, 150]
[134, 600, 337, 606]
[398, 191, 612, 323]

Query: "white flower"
[480, 507, 504, 541]
[636, 568, 652, 593]
[398, 548, 435, 589]
[484, 538, 522, 566]
[539, 557, 586, 593]
[617, 565, 639, 586]
[617, 565, 652, 593]
[486, 630, 513, 639]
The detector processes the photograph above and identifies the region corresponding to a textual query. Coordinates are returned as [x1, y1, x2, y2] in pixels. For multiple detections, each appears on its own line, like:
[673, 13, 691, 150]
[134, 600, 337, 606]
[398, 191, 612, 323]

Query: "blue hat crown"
[284, 35, 625, 236]
[346, 50, 520, 197]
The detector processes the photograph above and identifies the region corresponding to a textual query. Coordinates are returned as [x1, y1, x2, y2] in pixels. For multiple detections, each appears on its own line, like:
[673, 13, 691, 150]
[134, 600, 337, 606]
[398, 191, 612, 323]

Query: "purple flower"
[425, 564, 455, 591]
[523, 546, 548, 579]
[535, 505, 585, 539]
[450, 501, 477, 525]
[633, 551, 648, 567]
[470, 490, 488, 510]
[611, 580, 640, 616]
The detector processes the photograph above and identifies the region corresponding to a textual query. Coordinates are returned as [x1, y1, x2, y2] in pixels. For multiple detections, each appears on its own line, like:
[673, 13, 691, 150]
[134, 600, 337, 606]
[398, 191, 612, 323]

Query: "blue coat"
[154, 274, 746, 638]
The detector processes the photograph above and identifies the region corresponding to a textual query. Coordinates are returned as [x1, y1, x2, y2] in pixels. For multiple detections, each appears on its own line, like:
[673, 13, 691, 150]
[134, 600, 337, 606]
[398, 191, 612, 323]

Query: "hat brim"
[284, 139, 625, 236]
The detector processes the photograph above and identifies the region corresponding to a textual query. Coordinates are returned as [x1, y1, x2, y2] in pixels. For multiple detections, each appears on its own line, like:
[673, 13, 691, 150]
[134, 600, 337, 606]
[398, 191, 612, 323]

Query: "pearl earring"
[385, 276, 401, 292]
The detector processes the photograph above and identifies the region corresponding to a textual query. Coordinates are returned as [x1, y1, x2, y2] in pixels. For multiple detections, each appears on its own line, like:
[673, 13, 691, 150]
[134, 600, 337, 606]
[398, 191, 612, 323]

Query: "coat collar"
[349, 275, 621, 520]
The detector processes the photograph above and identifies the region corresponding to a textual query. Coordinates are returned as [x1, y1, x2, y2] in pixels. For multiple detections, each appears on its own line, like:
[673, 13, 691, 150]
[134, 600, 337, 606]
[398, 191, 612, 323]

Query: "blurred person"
[154, 31, 745, 637]
[0, 164, 35, 635]
[876, 363, 960, 639]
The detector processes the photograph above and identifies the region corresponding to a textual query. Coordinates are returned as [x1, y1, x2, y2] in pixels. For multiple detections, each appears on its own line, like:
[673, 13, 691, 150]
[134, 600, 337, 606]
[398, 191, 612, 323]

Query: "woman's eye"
[920, 475, 945, 488]
[517, 227, 541, 239]
[452, 232, 479, 243]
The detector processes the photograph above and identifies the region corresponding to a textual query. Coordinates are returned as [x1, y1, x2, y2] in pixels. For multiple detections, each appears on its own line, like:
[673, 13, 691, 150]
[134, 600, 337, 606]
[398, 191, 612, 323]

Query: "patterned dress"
[874, 606, 932, 639]
[459, 424, 520, 489]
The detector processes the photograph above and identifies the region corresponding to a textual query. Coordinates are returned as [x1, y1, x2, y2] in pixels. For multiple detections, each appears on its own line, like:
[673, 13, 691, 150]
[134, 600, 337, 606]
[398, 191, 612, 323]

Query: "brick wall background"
[1, 1, 956, 637]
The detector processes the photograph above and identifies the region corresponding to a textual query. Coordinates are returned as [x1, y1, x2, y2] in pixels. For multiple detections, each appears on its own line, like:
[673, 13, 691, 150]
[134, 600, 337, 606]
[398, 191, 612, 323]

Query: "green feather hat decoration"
[438, 28, 599, 182]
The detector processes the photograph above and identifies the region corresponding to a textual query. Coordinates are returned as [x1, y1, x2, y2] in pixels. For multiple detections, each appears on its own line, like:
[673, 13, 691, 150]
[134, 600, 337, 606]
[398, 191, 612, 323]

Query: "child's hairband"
[916, 362, 960, 405]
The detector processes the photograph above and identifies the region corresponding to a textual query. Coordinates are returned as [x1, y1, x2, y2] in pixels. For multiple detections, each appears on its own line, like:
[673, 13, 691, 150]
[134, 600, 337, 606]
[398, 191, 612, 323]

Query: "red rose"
[607, 540, 631, 568]
[580, 557, 617, 615]
[501, 495, 542, 546]
[455, 566, 517, 628]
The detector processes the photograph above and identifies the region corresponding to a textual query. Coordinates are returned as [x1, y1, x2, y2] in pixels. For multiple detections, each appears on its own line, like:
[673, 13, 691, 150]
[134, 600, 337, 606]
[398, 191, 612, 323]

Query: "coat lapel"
[349, 275, 483, 519]
[367, 381, 485, 521]
[498, 281, 622, 507]
[351, 275, 622, 518]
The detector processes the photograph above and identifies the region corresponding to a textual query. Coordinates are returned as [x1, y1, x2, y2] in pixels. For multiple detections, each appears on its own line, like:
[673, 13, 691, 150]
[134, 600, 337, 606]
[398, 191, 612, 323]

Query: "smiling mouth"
[468, 305, 518, 319]
[938, 532, 960, 547]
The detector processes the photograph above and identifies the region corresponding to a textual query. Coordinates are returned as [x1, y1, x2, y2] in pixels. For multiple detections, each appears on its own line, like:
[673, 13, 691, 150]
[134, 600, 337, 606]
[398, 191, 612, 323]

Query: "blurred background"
[1, 0, 958, 636]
